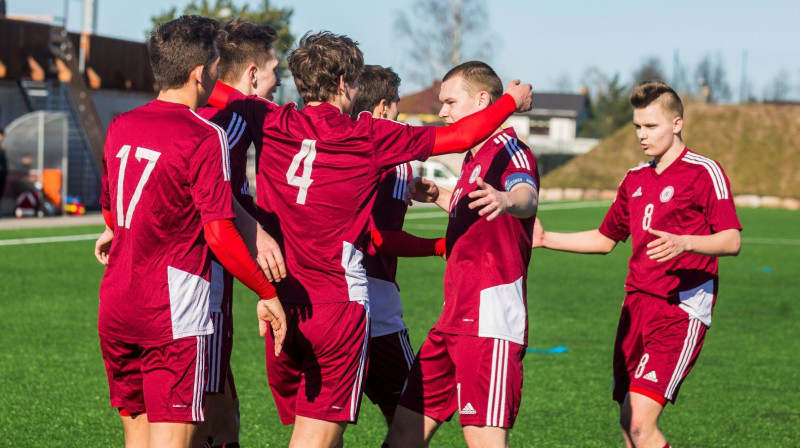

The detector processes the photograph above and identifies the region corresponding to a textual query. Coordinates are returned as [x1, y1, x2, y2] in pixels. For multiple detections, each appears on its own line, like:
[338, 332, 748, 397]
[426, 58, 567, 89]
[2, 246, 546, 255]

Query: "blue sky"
[8, 0, 800, 100]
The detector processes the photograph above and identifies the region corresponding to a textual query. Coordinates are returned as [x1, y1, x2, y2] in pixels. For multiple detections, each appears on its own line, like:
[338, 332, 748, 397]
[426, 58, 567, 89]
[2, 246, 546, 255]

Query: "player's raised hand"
[258, 297, 287, 356]
[257, 227, 287, 282]
[505, 80, 533, 113]
[532, 218, 545, 248]
[94, 227, 114, 265]
[646, 228, 687, 262]
[406, 176, 440, 205]
[468, 177, 511, 221]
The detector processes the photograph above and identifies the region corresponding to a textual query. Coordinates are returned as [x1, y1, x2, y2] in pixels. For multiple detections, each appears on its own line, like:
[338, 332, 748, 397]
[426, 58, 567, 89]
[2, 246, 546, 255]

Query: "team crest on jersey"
[469, 166, 482, 184]
[660, 186, 674, 203]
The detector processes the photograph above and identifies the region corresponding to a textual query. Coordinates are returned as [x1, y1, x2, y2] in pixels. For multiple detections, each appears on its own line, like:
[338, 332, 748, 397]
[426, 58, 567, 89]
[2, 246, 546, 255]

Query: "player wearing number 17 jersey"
[93, 17, 285, 448]
[533, 81, 741, 448]
[208, 32, 533, 447]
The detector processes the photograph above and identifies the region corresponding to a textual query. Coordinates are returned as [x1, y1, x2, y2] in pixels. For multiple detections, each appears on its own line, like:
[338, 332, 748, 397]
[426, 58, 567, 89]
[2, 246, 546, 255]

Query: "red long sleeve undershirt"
[103, 208, 114, 229]
[431, 93, 517, 155]
[204, 219, 276, 300]
[208, 81, 517, 157]
[371, 229, 446, 258]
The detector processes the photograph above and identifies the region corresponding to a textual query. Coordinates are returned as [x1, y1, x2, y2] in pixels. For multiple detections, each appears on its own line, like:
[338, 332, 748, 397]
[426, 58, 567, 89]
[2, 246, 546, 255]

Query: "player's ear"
[377, 99, 388, 118]
[338, 75, 347, 94]
[477, 91, 491, 109]
[673, 115, 683, 134]
[190, 64, 204, 85]
[249, 64, 259, 87]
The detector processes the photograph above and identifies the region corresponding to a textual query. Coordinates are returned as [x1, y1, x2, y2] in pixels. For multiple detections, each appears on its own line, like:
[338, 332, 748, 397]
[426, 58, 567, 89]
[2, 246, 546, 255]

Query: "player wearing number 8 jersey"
[93, 16, 285, 448]
[208, 32, 533, 447]
[533, 81, 741, 448]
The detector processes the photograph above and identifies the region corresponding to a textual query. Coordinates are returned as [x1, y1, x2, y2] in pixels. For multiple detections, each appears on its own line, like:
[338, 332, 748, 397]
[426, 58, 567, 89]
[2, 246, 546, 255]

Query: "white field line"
[0, 233, 100, 246]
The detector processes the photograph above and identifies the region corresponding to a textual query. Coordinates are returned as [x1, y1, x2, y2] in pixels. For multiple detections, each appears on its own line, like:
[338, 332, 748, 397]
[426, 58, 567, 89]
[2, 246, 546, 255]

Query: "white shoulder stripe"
[508, 137, 531, 171]
[682, 152, 728, 199]
[190, 110, 231, 181]
[498, 133, 524, 169]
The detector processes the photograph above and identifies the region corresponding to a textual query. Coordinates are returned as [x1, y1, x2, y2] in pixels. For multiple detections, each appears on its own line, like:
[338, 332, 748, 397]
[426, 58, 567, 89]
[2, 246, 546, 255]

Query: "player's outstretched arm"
[371, 230, 446, 259]
[645, 227, 741, 262]
[204, 218, 286, 355]
[468, 177, 538, 221]
[231, 198, 286, 282]
[533, 218, 618, 254]
[431, 80, 533, 156]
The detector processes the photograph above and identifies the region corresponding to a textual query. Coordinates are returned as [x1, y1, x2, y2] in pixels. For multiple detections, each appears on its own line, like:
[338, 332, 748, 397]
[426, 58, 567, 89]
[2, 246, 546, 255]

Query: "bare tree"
[552, 72, 574, 94]
[394, 0, 493, 88]
[695, 53, 731, 103]
[632, 56, 667, 85]
[763, 69, 791, 102]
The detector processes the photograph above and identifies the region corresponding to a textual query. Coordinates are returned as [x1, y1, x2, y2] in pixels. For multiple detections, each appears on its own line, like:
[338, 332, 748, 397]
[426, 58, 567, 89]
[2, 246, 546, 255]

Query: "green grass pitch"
[0, 204, 798, 446]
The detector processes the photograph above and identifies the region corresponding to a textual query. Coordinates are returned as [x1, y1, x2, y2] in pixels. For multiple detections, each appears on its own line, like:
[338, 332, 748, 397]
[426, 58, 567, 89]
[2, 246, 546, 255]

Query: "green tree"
[149, 0, 294, 72]
[578, 71, 630, 139]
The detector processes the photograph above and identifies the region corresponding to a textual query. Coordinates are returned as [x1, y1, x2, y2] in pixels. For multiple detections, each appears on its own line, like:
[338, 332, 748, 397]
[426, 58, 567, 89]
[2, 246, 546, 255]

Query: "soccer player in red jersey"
[532, 81, 742, 448]
[386, 61, 539, 448]
[194, 19, 285, 448]
[349, 65, 446, 440]
[92, 16, 285, 448]
[208, 32, 532, 447]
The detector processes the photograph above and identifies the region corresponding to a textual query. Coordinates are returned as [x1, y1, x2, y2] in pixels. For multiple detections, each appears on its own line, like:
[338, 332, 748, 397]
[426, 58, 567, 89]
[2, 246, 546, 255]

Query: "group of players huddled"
[93, 14, 741, 448]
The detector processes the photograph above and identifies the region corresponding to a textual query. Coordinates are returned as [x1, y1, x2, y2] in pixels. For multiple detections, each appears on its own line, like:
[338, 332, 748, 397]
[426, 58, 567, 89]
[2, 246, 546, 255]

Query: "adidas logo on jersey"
[644, 371, 658, 383]
[632, 187, 643, 197]
[460, 402, 477, 415]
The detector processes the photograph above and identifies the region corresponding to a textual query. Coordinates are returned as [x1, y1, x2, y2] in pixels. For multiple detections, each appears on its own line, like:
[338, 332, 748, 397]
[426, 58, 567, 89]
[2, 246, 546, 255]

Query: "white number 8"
[634, 353, 650, 379]
[642, 203, 654, 230]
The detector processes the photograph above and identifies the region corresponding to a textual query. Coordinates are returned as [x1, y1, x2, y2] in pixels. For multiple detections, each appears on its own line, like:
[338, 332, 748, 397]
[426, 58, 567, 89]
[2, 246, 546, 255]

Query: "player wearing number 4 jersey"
[93, 16, 285, 448]
[208, 32, 532, 447]
[533, 81, 741, 448]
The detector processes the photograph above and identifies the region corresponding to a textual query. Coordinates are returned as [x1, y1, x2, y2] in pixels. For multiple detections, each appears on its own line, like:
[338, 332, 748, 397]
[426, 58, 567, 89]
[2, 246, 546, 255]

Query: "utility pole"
[79, 0, 97, 74]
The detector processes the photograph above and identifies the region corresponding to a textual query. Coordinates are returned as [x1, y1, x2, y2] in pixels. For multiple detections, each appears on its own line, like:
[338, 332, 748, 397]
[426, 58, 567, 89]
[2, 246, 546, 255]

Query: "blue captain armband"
[504, 173, 537, 192]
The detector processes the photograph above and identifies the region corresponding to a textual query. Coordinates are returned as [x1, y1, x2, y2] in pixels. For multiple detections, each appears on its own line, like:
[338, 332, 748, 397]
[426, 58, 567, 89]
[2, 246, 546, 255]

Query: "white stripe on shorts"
[398, 328, 415, 369]
[206, 312, 224, 393]
[665, 318, 702, 399]
[193, 335, 207, 421]
[349, 301, 371, 422]
[486, 339, 509, 426]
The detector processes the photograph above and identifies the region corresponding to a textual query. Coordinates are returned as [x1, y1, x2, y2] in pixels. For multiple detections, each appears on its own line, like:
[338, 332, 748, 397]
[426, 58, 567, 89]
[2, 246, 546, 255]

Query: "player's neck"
[652, 138, 685, 173]
[157, 87, 202, 112]
[469, 127, 503, 156]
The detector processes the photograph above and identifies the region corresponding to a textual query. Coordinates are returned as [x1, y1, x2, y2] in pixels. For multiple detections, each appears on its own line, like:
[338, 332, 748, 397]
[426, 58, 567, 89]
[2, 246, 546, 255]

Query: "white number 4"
[286, 139, 317, 205]
[116, 145, 161, 228]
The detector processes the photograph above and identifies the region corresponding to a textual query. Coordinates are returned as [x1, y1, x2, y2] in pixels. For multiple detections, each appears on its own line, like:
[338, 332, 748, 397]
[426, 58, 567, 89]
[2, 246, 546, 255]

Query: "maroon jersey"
[98, 100, 235, 344]
[363, 162, 412, 336]
[225, 92, 434, 304]
[197, 106, 256, 211]
[598, 148, 742, 326]
[436, 129, 539, 345]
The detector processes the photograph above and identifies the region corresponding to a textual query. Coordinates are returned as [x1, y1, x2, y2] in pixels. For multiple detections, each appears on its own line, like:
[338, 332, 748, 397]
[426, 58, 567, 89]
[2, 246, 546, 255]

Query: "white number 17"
[116, 145, 161, 228]
[286, 139, 317, 205]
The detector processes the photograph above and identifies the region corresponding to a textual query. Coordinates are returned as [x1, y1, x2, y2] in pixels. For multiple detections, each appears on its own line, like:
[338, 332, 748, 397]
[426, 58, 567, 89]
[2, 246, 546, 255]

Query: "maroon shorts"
[207, 263, 234, 394]
[364, 328, 415, 417]
[399, 328, 525, 428]
[613, 293, 708, 404]
[100, 335, 207, 422]
[264, 301, 369, 425]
